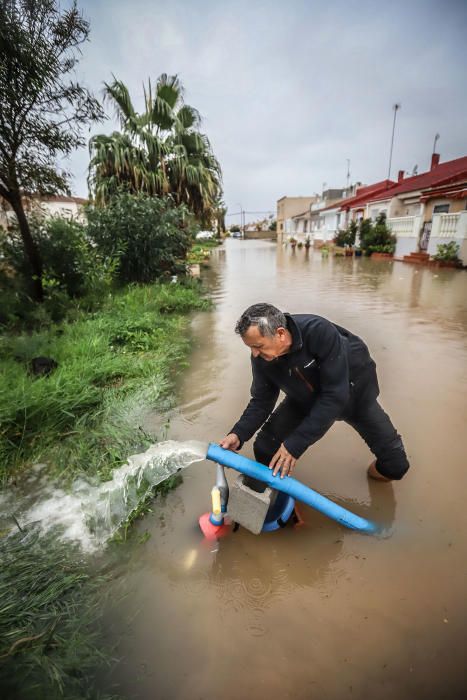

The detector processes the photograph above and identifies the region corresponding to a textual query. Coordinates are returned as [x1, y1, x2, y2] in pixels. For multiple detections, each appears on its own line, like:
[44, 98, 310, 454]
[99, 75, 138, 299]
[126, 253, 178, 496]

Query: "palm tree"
[88, 75, 222, 224]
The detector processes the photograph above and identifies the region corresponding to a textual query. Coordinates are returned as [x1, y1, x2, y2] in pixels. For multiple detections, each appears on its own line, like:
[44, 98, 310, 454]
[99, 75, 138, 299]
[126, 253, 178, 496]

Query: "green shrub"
[0, 216, 116, 328]
[359, 213, 396, 255]
[334, 220, 357, 247]
[87, 193, 197, 284]
[433, 241, 461, 263]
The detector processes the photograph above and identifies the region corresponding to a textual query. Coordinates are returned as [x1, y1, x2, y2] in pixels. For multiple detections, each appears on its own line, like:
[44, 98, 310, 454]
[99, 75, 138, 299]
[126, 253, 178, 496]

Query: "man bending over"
[220, 303, 409, 481]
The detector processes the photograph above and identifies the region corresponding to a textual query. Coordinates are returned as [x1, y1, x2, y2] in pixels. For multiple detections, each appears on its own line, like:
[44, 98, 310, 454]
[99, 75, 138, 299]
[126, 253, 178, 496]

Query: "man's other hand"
[219, 433, 240, 451]
[269, 443, 297, 478]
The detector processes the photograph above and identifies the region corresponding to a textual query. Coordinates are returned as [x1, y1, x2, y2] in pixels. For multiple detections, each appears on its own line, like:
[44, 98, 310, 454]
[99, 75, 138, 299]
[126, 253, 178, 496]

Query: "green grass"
[0, 280, 211, 699]
[0, 531, 117, 700]
[0, 281, 210, 485]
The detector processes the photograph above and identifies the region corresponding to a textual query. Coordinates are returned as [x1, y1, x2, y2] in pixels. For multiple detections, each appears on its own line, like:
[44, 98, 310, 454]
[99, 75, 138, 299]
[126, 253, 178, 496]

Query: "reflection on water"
[103, 241, 467, 700]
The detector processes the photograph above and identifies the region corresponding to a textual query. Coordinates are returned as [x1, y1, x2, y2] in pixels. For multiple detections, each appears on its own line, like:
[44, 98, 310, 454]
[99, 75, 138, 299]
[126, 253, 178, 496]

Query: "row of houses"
[277, 153, 467, 264]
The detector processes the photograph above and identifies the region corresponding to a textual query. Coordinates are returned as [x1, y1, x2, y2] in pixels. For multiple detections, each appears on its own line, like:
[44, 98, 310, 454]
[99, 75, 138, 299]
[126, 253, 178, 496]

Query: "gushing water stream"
[0, 440, 207, 552]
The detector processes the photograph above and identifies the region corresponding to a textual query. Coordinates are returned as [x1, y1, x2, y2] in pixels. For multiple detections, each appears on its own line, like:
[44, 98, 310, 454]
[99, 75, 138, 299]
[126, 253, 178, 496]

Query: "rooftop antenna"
[387, 103, 401, 180]
[346, 159, 351, 190]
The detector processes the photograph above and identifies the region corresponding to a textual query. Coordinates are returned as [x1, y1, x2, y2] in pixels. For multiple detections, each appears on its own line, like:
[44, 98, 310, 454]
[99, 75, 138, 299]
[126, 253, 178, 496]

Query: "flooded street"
[102, 240, 467, 700]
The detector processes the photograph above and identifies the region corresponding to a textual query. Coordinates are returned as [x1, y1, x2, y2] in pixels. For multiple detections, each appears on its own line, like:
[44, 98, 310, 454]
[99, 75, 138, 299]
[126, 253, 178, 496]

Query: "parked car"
[196, 231, 215, 240]
[231, 231, 242, 239]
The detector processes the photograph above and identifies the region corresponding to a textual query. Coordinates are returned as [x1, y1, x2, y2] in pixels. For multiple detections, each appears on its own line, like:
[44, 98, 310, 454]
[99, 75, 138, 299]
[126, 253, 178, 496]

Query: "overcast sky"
[70, 0, 467, 223]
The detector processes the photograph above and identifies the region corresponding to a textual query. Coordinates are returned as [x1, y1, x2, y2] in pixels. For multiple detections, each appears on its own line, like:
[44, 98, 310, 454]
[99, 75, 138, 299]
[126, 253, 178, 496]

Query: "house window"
[433, 204, 449, 214]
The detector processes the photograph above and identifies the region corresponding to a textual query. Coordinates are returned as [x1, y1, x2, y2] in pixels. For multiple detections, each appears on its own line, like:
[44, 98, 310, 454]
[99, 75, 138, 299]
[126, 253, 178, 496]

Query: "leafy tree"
[268, 219, 277, 232]
[230, 224, 240, 233]
[0, 0, 104, 301]
[88, 75, 222, 226]
[87, 192, 197, 284]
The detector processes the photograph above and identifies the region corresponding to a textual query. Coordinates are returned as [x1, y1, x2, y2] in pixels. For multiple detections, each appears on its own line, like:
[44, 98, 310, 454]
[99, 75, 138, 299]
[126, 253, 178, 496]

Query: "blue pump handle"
[206, 443, 378, 534]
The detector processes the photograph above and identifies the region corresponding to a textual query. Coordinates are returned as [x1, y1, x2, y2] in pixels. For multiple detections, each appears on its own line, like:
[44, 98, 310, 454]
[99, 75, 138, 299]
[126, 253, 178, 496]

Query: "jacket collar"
[285, 313, 303, 353]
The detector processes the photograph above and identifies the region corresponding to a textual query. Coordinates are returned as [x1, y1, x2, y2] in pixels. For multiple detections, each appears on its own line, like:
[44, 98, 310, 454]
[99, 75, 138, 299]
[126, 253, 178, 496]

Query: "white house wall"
[427, 211, 467, 264]
[388, 215, 421, 257]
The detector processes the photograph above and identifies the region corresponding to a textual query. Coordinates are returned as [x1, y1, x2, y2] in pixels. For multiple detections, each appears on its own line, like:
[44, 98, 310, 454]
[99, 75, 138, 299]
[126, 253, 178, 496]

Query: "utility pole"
[432, 132, 440, 155]
[387, 103, 401, 180]
[236, 203, 244, 238]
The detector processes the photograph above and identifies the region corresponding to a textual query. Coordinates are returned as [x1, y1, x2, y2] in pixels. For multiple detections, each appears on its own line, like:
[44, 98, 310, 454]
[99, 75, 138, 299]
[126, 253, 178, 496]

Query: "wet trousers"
[253, 389, 410, 481]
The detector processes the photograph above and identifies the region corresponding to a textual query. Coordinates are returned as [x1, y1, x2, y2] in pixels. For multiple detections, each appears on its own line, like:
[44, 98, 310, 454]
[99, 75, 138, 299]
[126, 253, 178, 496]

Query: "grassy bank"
[0, 279, 211, 698]
[0, 531, 115, 700]
[0, 281, 210, 485]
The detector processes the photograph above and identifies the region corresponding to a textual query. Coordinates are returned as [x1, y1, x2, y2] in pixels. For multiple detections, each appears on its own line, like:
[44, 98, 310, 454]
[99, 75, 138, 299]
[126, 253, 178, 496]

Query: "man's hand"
[269, 443, 297, 478]
[219, 433, 240, 451]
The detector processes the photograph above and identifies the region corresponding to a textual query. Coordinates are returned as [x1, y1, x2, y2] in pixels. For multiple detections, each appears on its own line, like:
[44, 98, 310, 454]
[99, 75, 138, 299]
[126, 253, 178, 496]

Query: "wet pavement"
[101, 240, 467, 700]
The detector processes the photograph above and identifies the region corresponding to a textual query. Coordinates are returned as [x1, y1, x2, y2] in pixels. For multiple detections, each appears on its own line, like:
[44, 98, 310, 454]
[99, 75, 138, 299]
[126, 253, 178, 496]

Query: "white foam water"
[2, 440, 208, 552]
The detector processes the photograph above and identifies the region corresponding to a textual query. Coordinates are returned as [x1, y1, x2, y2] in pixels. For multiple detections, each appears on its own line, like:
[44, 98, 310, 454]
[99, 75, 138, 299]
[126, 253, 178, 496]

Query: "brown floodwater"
[101, 240, 467, 700]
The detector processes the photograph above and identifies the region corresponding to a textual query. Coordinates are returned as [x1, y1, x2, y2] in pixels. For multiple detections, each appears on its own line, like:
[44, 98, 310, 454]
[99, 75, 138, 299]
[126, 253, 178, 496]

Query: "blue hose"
[206, 443, 378, 534]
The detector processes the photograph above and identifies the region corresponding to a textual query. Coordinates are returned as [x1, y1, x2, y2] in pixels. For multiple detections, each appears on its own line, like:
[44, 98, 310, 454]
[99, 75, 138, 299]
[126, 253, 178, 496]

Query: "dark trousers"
[253, 388, 410, 481]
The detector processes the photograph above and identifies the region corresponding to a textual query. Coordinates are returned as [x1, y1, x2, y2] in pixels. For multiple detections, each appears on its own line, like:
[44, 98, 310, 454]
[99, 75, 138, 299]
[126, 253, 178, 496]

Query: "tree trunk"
[9, 192, 44, 302]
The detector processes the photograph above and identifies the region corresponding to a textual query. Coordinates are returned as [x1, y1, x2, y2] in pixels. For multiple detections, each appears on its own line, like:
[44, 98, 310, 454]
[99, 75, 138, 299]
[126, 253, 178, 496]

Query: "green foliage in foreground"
[0, 282, 210, 484]
[0, 531, 113, 700]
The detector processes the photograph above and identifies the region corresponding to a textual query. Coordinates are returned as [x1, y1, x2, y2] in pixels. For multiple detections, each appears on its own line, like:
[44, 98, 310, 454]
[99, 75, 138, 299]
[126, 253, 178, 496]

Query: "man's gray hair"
[235, 303, 287, 338]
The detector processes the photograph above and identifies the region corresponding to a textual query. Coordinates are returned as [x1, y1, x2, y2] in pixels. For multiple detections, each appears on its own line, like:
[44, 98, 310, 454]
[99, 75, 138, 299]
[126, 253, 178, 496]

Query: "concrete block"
[228, 474, 274, 534]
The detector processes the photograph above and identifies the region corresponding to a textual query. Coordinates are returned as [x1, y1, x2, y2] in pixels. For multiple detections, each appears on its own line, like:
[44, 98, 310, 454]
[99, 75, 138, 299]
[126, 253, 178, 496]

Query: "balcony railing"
[387, 215, 420, 238]
[431, 212, 462, 238]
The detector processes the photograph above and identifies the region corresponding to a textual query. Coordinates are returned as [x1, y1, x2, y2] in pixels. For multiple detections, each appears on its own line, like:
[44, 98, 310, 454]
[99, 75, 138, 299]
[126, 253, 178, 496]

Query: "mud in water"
[100, 240, 467, 700]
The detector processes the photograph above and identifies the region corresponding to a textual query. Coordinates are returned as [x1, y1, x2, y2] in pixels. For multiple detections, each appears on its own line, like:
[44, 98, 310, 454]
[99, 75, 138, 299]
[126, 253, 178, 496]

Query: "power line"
[226, 210, 275, 217]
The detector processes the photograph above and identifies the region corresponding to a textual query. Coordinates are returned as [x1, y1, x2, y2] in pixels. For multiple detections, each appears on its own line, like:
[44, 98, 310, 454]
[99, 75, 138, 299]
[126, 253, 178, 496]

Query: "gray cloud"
[67, 0, 467, 223]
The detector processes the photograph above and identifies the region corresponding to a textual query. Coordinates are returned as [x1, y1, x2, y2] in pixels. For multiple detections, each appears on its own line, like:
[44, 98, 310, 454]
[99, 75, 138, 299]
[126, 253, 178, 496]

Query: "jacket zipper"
[293, 367, 314, 393]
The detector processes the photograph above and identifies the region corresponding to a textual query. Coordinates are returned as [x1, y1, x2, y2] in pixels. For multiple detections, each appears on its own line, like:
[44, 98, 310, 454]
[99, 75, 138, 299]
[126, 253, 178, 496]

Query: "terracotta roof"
[320, 179, 396, 212]
[420, 181, 467, 202]
[365, 155, 467, 204]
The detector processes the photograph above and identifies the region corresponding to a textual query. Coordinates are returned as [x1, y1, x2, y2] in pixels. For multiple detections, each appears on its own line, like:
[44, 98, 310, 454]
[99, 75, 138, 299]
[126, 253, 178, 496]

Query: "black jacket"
[231, 313, 378, 459]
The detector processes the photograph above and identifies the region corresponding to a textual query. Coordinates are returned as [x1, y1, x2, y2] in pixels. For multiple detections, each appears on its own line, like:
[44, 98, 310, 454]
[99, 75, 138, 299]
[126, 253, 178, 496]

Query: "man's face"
[241, 325, 290, 361]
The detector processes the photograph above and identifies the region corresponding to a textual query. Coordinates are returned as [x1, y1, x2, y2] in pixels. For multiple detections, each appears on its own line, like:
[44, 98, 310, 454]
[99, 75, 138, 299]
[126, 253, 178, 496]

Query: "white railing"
[387, 215, 420, 238]
[312, 227, 336, 242]
[431, 212, 465, 239]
